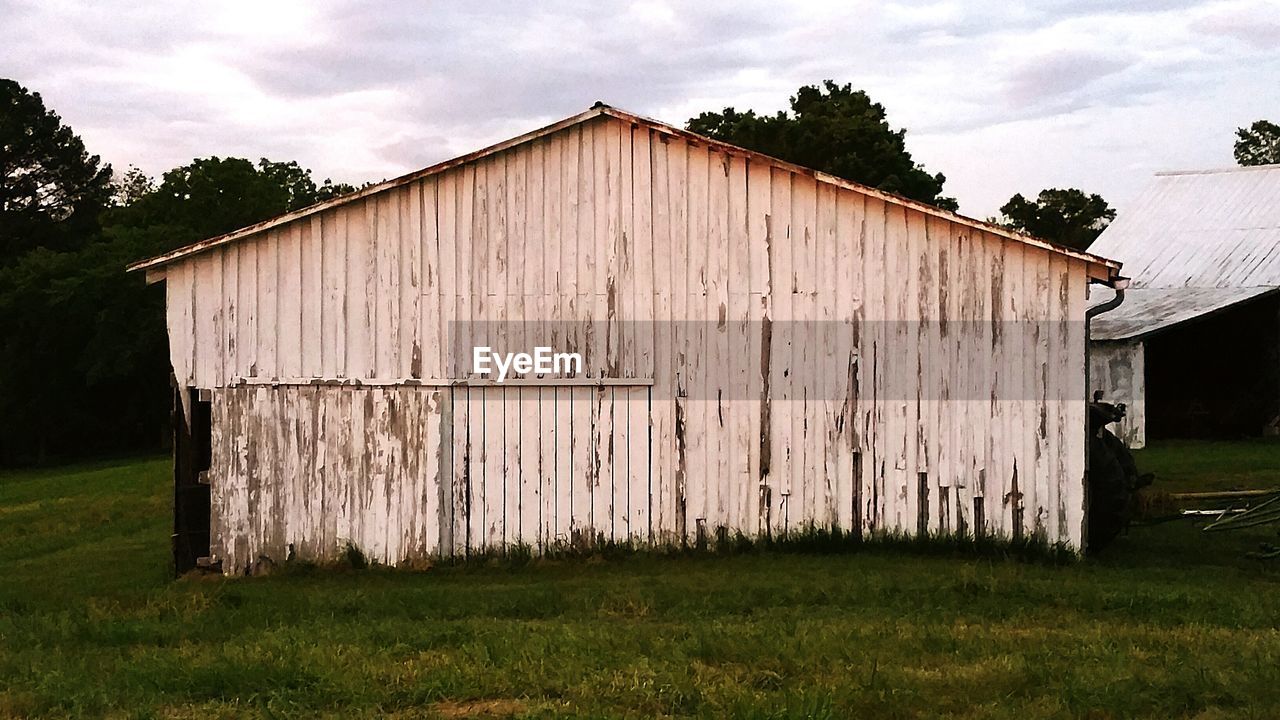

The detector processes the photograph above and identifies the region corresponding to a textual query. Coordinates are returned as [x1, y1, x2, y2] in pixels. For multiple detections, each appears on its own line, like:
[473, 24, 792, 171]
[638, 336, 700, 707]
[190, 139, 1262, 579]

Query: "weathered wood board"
[163, 113, 1110, 571]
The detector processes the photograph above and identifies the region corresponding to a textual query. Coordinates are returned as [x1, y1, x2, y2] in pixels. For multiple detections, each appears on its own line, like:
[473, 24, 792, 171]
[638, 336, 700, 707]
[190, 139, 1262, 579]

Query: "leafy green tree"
[112, 166, 155, 207]
[0, 79, 355, 464]
[1234, 120, 1280, 167]
[108, 158, 357, 253]
[0, 79, 113, 263]
[688, 80, 958, 210]
[999, 188, 1115, 251]
[0, 232, 169, 464]
[317, 178, 359, 202]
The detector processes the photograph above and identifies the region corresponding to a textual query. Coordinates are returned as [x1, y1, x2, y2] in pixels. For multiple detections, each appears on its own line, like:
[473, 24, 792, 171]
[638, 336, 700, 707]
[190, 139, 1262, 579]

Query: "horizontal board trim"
[225, 376, 655, 388]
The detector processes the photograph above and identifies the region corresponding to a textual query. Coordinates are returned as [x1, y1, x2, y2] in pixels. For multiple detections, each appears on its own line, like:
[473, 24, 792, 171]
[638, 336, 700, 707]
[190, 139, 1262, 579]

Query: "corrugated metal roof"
[1087, 165, 1280, 339]
[1089, 165, 1280, 289]
[1088, 286, 1278, 340]
[128, 104, 1121, 281]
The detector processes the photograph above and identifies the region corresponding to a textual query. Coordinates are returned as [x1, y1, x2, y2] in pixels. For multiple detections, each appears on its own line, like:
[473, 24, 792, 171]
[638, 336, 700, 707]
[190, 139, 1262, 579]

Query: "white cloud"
[1, 0, 1276, 218]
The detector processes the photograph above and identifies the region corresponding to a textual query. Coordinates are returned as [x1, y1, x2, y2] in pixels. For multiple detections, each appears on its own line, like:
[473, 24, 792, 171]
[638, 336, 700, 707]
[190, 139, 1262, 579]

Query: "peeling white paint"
[164, 115, 1097, 571]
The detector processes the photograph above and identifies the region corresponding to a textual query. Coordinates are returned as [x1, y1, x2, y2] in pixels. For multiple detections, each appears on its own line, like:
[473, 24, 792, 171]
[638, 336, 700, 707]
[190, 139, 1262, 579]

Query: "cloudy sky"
[3, 0, 1277, 218]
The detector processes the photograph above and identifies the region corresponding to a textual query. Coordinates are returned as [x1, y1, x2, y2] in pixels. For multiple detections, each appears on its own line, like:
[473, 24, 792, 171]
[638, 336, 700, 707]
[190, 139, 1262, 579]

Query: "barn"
[129, 104, 1123, 574]
[1089, 165, 1280, 448]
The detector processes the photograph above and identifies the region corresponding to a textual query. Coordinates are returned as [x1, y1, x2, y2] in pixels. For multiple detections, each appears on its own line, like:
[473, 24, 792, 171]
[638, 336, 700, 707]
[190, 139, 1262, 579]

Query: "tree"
[0, 233, 170, 464]
[999, 188, 1115, 251]
[0, 78, 356, 464]
[0, 151, 354, 465]
[1234, 120, 1280, 167]
[107, 157, 357, 252]
[688, 80, 958, 210]
[112, 166, 155, 207]
[317, 178, 359, 202]
[0, 78, 113, 263]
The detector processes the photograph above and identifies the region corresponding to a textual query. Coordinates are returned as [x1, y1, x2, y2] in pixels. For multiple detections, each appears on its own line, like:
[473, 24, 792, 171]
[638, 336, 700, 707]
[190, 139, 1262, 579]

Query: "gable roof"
[1089, 164, 1280, 289]
[1087, 165, 1280, 340]
[128, 103, 1121, 283]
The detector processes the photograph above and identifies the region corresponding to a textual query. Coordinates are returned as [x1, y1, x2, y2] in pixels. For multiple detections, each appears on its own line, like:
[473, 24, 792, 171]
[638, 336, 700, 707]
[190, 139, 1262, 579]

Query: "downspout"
[1085, 279, 1128, 322]
[1082, 276, 1128, 554]
[1085, 277, 1129, 405]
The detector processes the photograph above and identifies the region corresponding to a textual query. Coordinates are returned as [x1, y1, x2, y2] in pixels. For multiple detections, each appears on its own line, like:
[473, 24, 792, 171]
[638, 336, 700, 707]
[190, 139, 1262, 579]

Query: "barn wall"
[209, 383, 652, 573]
[1088, 340, 1146, 448]
[166, 115, 1093, 566]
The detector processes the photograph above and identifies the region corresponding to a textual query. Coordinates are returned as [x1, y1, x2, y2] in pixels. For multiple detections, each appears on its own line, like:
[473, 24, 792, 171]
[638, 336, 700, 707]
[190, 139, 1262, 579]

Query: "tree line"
[2, 77, 1276, 465]
[0, 79, 355, 464]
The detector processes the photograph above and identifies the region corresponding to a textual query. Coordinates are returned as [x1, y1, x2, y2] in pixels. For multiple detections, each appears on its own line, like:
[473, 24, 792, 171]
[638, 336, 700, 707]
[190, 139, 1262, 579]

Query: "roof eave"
[128, 103, 1124, 281]
[595, 106, 1123, 282]
[126, 105, 613, 274]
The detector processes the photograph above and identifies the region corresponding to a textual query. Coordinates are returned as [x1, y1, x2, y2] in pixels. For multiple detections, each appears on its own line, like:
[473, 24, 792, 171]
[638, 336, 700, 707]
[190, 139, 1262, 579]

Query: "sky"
[2, 0, 1277, 219]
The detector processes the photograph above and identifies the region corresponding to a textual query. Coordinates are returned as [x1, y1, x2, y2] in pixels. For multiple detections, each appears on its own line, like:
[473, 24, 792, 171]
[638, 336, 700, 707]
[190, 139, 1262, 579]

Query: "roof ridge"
[1155, 164, 1280, 176]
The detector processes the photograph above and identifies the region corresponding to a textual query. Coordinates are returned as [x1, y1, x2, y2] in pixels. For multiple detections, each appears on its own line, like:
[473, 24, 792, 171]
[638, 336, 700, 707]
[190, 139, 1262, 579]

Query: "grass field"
[2, 443, 1279, 719]
[1134, 440, 1280, 495]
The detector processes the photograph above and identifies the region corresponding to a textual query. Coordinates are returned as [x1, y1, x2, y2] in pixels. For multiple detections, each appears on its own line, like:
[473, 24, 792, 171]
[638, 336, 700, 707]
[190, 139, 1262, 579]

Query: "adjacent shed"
[1089, 165, 1280, 448]
[130, 105, 1122, 573]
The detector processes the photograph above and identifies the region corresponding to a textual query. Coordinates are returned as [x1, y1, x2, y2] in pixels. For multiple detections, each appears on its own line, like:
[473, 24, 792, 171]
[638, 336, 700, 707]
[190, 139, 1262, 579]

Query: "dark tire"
[1087, 428, 1133, 554]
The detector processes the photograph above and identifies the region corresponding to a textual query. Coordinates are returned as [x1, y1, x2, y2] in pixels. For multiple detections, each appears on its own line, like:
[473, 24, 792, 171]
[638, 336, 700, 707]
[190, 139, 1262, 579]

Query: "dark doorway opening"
[1145, 293, 1280, 440]
[172, 381, 211, 576]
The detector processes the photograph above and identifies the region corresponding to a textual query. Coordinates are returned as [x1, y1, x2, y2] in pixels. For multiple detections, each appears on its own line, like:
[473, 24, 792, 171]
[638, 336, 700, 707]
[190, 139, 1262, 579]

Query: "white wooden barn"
[1090, 165, 1280, 448]
[129, 104, 1122, 573]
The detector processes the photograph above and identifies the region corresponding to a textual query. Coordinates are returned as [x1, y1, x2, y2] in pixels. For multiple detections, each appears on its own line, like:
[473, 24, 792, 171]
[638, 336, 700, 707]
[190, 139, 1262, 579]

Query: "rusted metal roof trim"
[127, 106, 612, 273]
[128, 103, 1122, 282]
[595, 106, 1121, 281]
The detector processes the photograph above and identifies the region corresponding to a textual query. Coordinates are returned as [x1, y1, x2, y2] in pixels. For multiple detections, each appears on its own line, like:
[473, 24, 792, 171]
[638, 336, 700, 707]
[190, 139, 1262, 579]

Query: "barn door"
[172, 382, 211, 575]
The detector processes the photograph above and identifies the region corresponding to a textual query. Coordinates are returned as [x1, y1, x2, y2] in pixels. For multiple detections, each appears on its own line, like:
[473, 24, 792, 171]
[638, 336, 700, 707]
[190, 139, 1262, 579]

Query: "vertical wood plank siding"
[172, 116, 1092, 571]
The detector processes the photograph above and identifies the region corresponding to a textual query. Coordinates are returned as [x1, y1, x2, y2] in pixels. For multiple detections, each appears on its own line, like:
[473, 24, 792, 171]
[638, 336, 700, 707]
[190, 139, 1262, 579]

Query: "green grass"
[1134, 438, 1280, 495]
[1, 444, 1279, 719]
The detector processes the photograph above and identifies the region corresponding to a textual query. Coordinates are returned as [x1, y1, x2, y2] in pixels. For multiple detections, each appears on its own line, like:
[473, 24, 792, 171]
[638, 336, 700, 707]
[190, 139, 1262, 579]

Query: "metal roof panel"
[1089, 286, 1279, 339]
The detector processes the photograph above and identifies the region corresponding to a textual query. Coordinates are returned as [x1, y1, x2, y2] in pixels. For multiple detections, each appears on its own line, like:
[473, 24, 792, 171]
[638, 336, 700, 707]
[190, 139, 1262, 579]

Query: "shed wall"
[1088, 340, 1146, 448]
[165, 115, 1092, 566]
